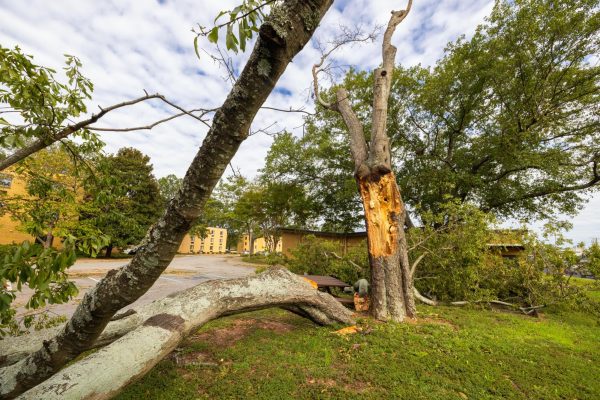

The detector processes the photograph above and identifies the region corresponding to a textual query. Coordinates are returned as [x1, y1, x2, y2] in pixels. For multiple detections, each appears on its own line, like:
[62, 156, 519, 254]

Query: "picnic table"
[300, 275, 354, 307]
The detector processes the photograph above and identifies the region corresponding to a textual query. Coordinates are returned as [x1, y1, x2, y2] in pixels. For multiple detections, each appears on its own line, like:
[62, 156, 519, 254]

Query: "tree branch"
[0, 93, 210, 171]
[89, 108, 213, 132]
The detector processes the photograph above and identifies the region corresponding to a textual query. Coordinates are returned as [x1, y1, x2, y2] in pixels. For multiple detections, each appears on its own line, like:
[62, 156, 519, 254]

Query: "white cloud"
[0, 0, 597, 242]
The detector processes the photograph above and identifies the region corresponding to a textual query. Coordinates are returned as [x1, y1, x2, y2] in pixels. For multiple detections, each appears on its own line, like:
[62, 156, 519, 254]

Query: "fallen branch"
[1, 267, 353, 399]
[324, 251, 364, 271]
[413, 287, 437, 306]
[449, 299, 545, 315]
[411, 289, 545, 315]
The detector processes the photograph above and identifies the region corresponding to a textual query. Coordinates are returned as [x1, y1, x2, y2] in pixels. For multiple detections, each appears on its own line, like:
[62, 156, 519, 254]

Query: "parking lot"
[13, 254, 256, 318]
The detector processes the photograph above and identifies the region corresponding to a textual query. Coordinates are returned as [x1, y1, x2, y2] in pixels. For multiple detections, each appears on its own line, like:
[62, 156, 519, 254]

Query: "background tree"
[584, 240, 600, 278]
[157, 174, 182, 204]
[89, 147, 163, 257]
[262, 130, 363, 232]
[251, 180, 316, 252]
[0, 146, 107, 334]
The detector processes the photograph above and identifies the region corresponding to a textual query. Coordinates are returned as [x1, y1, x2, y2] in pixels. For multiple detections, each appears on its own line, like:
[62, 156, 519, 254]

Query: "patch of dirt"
[344, 380, 372, 393]
[190, 318, 295, 348]
[306, 377, 337, 387]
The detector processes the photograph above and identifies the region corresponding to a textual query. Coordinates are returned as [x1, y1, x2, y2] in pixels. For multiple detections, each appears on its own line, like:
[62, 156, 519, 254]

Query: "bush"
[287, 235, 368, 285]
[410, 201, 599, 316]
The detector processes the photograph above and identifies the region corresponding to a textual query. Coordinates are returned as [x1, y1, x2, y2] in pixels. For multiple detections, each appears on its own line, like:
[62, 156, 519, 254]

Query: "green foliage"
[193, 0, 274, 56]
[410, 201, 503, 302]
[287, 235, 368, 285]
[217, 175, 317, 253]
[0, 45, 102, 153]
[583, 240, 600, 278]
[0, 240, 79, 335]
[391, 0, 600, 221]
[157, 174, 182, 203]
[263, 131, 363, 232]
[410, 201, 599, 315]
[84, 147, 163, 255]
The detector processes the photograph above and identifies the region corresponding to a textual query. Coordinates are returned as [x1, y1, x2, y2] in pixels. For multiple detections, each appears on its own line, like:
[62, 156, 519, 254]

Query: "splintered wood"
[358, 172, 402, 257]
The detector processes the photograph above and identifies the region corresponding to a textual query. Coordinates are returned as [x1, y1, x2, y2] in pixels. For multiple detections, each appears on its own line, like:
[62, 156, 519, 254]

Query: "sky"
[0, 0, 598, 244]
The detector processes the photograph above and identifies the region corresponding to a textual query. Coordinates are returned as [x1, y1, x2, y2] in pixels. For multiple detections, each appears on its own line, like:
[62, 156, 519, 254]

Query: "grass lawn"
[116, 302, 600, 400]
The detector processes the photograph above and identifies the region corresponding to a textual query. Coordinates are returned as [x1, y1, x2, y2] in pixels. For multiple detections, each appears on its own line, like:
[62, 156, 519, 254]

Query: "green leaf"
[225, 25, 238, 53]
[193, 36, 201, 60]
[208, 27, 219, 44]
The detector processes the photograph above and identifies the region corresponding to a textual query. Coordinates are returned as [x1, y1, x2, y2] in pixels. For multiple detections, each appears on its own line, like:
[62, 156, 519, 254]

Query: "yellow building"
[178, 227, 228, 254]
[0, 171, 36, 245]
[237, 234, 283, 254]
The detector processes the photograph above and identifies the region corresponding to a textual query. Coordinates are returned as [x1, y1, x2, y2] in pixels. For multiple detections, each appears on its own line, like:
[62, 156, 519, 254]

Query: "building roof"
[279, 227, 367, 238]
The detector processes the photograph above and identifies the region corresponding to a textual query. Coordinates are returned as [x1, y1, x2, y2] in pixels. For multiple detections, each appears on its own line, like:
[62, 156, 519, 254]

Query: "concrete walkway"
[13, 254, 256, 318]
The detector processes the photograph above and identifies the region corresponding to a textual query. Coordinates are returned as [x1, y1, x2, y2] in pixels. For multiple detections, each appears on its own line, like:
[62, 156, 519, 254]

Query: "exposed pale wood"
[358, 173, 401, 258]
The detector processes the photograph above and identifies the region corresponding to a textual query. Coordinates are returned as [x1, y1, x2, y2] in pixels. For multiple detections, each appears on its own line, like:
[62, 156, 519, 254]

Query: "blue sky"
[0, 0, 598, 244]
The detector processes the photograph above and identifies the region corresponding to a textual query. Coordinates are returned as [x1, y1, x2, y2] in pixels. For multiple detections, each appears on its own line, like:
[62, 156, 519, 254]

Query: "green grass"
[116, 305, 600, 400]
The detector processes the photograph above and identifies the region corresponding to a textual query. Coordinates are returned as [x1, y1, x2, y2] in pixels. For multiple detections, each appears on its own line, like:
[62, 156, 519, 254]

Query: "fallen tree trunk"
[1, 268, 353, 400]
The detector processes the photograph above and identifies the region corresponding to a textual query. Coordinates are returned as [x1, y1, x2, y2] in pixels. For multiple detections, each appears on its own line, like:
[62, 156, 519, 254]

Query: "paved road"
[13, 254, 256, 318]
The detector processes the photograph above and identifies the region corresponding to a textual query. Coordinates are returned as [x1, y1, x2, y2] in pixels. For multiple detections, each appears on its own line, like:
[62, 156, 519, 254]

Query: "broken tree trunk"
[0, 1, 334, 397]
[312, 1, 415, 321]
[1, 268, 353, 400]
[358, 172, 415, 321]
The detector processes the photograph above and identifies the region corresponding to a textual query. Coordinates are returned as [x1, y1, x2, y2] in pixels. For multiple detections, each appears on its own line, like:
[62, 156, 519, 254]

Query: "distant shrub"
[287, 235, 368, 285]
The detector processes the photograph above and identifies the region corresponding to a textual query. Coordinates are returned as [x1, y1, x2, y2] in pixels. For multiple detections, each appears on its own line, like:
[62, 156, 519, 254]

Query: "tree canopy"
[265, 0, 600, 226]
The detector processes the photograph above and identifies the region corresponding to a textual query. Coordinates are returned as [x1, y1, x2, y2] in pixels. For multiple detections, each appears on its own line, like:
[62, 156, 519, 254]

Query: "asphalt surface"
[13, 254, 256, 318]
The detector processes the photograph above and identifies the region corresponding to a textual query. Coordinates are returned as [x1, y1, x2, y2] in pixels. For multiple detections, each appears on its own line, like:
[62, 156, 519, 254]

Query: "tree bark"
[1, 267, 353, 400]
[0, 2, 334, 398]
[104, 243, 113, 258]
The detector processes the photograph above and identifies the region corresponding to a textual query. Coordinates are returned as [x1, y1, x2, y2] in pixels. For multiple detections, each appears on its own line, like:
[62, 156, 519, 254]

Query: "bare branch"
[260, 105, 315, 116]
[89, 108, 213, 132]
[0, 92, 210, 171]
[410, 252, 427, 278]
[369, 0, 412, 171]
[311, 25, 379, 111]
